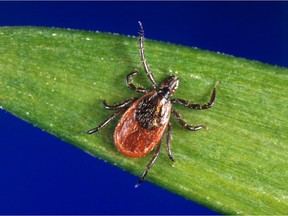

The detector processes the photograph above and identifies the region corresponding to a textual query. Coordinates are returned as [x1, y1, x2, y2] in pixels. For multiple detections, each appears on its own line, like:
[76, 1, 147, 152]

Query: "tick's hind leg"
[166, 122, 175, 162]
[86, 109, 125, 134]
[126, 72, 148, 93]
[103, 97, 138, 110]
[172, 109, 204, 131]
[135, 140, 162, 188]
[172, 81, 218, 110]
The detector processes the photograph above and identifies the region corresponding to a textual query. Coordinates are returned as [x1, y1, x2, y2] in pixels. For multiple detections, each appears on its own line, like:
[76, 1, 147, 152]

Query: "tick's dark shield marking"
[87, 22, 217, 187]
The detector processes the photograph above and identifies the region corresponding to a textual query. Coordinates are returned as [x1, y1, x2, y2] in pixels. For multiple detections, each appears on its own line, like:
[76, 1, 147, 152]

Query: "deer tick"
[86, 21, 217, 187]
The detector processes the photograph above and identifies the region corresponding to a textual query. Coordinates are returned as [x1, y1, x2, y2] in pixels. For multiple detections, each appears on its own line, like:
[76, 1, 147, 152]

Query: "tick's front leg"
[126, 71, 149, 93]
[138, 21, 157, 89]
[103, 97, 138, 110]
[172, 81, 218, 110]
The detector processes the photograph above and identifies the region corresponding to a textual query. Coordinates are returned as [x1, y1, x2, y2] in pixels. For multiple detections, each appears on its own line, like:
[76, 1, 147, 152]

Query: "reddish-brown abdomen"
[114, 91, 171, 158]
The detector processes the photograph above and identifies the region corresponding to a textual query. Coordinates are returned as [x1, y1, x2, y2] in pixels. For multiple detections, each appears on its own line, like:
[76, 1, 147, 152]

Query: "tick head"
[159, 75, 179, 98]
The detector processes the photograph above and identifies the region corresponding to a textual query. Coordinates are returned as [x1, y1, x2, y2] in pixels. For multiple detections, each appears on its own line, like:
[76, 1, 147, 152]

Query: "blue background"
[0, 2, 287, 214]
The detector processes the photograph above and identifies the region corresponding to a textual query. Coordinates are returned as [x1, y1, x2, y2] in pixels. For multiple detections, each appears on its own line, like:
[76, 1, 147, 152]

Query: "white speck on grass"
[26, 112, 30, 115]
[169, 69, 173, 73]
[216, 201, 223, 207]
[257, 186, 264, 192]
[53, 77, 57, 80]
[0, 106, 3, 110]
[84, 151, 96, 158]
[190, 74, 201, 79]
[93, 82, 97, 85]
[51, 89, 55, 92]
[50, 123, 53, 127]
[101, 57, 104, 60]
[85, 37, 92, 41]
[216, 51, 226, 55]
[52, 33, 57, 36]
[175, 71, 178, 74]
[0, 32, 3, 35]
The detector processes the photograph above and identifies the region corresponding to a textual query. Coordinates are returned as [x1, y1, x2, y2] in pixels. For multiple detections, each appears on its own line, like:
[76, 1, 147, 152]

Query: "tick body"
[87, 22, 217, 187]
[115, 86, 174, 158]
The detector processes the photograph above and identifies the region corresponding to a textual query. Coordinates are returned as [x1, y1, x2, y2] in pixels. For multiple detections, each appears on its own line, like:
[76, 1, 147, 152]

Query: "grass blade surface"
[0, 27, 287, 214]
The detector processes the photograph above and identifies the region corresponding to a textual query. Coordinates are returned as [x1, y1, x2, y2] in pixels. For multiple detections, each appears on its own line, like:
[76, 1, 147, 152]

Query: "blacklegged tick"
[86, 21, 218, 187]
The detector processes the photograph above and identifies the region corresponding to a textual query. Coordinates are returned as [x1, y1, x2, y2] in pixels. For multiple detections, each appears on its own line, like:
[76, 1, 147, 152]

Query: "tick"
[86, 21, 217, 187]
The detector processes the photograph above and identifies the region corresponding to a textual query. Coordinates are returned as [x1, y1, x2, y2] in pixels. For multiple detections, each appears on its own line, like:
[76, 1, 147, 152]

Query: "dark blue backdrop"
[0, 2, 287, 215]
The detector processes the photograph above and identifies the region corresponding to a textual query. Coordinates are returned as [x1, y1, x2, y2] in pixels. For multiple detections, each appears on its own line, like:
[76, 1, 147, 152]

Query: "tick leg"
[171, 81, 218, 110]
[166, 122, 175, 162]
[126, 71, 149, 93]
[138, 21, 157, 90]
[135, 140, 162, 188]
[172, 109, 204, 131]
[103, 97, 138, 110]
[86, 109, 125, 134]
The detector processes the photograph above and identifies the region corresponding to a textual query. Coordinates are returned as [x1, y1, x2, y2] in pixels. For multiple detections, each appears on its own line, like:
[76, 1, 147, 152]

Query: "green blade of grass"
[0, 27, 287, 214]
